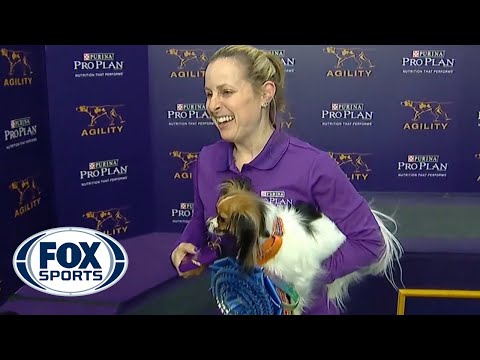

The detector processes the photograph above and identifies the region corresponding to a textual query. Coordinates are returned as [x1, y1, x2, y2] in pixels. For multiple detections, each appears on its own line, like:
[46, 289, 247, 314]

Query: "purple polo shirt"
[173, 128, 384, 315]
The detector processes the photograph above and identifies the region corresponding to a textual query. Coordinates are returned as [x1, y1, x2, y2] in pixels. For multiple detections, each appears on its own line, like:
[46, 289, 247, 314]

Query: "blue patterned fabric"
[209, 257, 283, 315]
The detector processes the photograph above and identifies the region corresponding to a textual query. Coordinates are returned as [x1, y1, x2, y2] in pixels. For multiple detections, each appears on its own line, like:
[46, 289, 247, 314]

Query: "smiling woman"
[203, 45, 285, 171]
[169, 45, 403, 315]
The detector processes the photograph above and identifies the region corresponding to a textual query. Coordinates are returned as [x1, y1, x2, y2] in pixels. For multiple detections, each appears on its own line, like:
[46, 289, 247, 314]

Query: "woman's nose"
[208, 94, 221, 113]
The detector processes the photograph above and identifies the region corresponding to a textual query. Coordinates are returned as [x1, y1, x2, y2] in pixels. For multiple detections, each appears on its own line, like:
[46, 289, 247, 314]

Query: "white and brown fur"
[206, 177, 403, 315]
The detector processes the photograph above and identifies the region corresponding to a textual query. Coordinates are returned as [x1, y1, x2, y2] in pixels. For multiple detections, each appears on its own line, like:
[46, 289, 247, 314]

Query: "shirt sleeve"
[171, 150, 209, 254]
[309, 152, 384, 284]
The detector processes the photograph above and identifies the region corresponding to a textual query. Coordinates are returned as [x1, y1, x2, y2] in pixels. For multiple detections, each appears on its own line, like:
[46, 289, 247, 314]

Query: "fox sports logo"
[13, 227, 128, 297]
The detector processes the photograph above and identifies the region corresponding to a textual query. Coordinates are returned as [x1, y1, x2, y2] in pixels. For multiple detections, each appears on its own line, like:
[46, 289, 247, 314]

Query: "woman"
[170, 45, 393, 314]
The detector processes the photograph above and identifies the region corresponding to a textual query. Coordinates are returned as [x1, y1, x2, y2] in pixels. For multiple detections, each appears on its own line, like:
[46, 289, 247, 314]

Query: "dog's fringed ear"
[234, 213, 259, 272]
[219, 176, 253, 197]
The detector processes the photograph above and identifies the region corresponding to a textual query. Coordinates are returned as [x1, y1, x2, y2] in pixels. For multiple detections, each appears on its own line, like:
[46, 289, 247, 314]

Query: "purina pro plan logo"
[13, 227, 128, 297]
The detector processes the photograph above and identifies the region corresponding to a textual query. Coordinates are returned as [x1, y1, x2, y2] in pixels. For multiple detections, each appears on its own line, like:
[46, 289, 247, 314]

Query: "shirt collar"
[215, 128, 290, 172]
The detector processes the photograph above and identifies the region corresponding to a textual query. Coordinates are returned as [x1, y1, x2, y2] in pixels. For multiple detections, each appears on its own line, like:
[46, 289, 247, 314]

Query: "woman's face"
[205, 58, 263, 144]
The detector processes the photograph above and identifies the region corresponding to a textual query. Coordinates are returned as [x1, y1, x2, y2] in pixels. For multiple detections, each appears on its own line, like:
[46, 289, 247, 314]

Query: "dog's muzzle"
[206, 216, 219, 234]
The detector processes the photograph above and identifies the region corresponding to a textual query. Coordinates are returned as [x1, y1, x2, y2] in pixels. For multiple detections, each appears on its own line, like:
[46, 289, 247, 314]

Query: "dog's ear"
[234, 213, 259, 272]
[220, 176, 252, 197]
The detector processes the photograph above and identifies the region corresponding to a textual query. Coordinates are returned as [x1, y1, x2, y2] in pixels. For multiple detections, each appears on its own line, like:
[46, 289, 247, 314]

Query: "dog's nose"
[206, 217, 214, 228]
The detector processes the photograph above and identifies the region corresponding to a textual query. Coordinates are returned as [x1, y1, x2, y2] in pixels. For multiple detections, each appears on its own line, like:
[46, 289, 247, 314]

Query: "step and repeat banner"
[149, 46, 220, 235]
[44, 45, 154, 241]
[0, 45, 55, 304]
[149, 45, 480, 233]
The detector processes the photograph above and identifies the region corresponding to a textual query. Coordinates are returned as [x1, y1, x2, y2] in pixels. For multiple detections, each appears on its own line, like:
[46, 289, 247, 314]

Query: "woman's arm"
[309, 152, 384, 284]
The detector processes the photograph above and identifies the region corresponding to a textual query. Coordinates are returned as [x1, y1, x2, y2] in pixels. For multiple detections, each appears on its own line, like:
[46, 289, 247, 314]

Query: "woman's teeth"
[216, 116, 235, 124]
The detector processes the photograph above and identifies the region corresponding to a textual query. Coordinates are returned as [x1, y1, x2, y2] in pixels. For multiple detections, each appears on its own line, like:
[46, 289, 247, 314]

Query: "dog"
[206, 177, 403, 315]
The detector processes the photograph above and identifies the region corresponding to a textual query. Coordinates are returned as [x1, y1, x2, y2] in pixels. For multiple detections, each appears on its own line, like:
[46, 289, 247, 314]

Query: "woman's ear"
[261, 81, 276, 104]
[235, 213, 259, 272]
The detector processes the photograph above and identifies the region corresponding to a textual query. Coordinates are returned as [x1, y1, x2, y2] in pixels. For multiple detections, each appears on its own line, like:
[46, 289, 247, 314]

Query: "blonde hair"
[208, 45, 286, 127]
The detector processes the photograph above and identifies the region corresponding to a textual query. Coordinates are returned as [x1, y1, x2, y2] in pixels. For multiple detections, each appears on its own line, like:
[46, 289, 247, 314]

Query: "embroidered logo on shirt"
[260, 190, 294, 206]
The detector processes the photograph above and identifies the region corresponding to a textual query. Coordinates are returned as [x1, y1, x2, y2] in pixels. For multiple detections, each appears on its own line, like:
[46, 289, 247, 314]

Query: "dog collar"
[257, 217, 284, 266]
[256, 217, 300, 313]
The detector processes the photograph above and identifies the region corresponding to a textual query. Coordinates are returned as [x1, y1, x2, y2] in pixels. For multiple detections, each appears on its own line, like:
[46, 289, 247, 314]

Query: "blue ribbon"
[209, 257, 283, 315]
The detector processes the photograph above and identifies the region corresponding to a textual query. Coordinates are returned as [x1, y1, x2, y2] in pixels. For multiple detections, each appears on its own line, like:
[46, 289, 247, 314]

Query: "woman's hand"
[171, 242, 205, 278]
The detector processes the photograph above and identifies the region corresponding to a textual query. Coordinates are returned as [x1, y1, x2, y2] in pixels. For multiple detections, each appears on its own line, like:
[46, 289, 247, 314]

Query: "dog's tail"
[326, 208, 405, 312]
[370, 209, 405, 290]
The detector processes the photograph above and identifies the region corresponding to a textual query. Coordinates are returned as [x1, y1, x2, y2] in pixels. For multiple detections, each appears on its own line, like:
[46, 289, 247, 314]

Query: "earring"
[262, 102, 269, 108]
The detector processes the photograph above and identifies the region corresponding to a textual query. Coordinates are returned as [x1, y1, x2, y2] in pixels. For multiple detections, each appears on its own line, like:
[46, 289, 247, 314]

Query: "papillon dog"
[206, 177, 403, 315]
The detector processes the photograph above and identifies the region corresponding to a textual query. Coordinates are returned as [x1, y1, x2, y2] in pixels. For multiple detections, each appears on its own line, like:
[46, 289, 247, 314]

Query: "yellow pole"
[396, 289, 480, 315]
